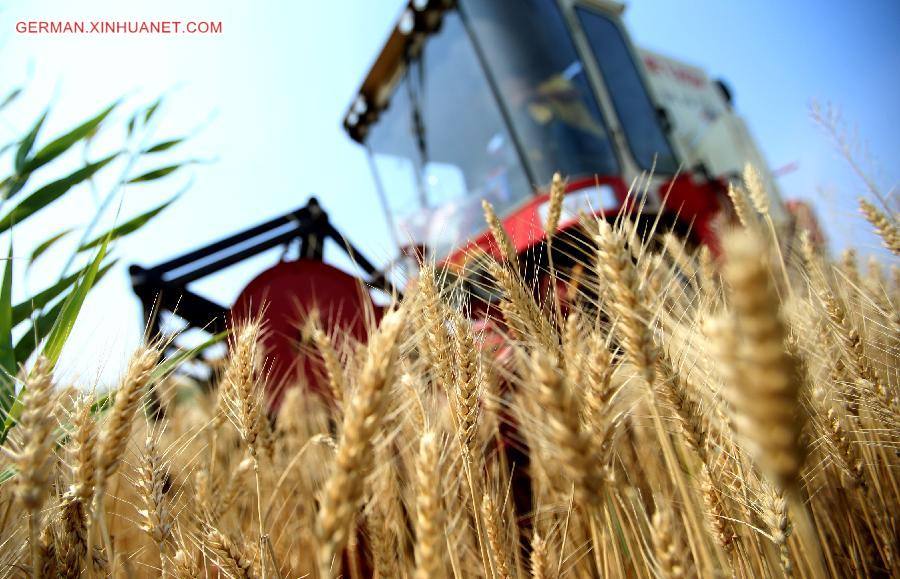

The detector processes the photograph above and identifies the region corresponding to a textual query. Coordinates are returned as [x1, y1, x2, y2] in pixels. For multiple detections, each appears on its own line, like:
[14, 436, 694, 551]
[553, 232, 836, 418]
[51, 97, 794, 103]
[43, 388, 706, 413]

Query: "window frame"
[562, 0, 683, 178]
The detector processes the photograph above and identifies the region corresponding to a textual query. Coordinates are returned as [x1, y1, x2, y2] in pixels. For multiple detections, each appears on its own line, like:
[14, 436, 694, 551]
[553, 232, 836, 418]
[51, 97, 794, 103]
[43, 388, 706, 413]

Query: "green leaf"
[141, 330, 229, 416]
[0, 232, 112, 442]
[0, 153, 119, 234]
[40, 237, 110, 365]
[11, 259, 115, 364]
[144, 98, 162, 124]
[0, 141, 19, 157]
[144, 138, 185, 154]
[0, 464, 15, 485]
[91, 392, 113, 415]
[127, 113, 137, 137]
[0, 243, 15, 420]
[27, 228, 74, 270]
[12, 260, 116, 326]
[127, 164, 182, 184]
[151, 330, 229, 385]
[2, 109, 50, 201]
[2, 174, 29, 202]
[80, 197, 176, 251]
[1, 243, 111, 439]
[12, 296, 66, 366]
[19, 101, 119, 174]
[0, 88, 22, 112]
[15, 109, 48, 174]
[0, 390, 23, 443]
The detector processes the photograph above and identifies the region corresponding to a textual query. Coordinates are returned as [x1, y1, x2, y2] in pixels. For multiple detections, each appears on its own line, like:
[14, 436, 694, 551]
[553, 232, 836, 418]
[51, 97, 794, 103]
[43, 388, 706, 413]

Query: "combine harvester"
[131, 0, 798, 403]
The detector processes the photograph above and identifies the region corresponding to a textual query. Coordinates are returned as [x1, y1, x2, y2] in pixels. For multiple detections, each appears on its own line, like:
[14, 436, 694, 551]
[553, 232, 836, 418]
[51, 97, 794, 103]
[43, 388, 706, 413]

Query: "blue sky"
[0, 0, 897, 385]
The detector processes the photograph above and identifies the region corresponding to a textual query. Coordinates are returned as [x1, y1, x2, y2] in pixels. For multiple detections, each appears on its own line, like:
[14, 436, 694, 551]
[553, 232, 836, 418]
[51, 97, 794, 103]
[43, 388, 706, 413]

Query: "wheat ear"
[721, 230, 806, 488]
[452, 311, 480, 455]
[545, 172, 567, 329]
[171, 548, 201, 579]
[57, 497, 88, 579]
[652, 507, 689, 578]
[366, 507, 398, 579]
[419, 264, 455, 396]
[545, 172, 565, 238]
[532, 350, 608, 504]
[38, 525, 57, 579]
[204, 526, 257, 579]
[699, 463, 737, 554]
[97, 346, 157, 488]
[316, 310, 405, 578]
[722, 230, 827, 576]
[93, 346, 157, 567]
[58, 397, 97, 579]
[530, 533, 548, 579]
[658, 362, 709, 464]
[580, 330, 615, 434]
[481, 493, 512, 579]
[488, 259, 556, 349]
[313, 327, 346, 405]
[135, 432, 174, 574]
[760, 482, 792, 577]
[483, 199, 519, 269]
[3, 357, 56, 579]
[744, 163, 770, 217]
[727, 182, 754, 228]
[859, 198, 900, 255]
[224, 323, 264, 458]
[596, 221, 657, 386]
[413, 430, 444, 579]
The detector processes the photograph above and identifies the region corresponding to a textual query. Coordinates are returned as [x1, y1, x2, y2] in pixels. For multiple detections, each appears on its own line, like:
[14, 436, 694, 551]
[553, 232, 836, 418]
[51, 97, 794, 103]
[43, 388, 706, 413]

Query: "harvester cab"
[345, 0, 776, 267]
[131, 0, 785, 406]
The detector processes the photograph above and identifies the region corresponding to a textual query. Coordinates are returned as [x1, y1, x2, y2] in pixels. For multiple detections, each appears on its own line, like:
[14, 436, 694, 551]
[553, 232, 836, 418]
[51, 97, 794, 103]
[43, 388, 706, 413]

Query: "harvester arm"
[130, 196, 395, 346]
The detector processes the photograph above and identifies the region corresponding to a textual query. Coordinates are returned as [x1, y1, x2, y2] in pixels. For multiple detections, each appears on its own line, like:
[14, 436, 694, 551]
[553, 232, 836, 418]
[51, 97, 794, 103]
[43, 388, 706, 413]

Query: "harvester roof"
[343, 0, 452, 144]
[343, 0, 628, 144]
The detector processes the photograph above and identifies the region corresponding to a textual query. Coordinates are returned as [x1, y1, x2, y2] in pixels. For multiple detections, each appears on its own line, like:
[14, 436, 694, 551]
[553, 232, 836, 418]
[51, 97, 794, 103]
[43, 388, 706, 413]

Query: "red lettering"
[16, 18, 220, 35]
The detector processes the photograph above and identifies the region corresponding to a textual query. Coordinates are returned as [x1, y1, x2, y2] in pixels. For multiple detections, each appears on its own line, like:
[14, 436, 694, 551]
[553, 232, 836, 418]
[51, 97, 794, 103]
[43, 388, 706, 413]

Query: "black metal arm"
[130, 197, 396, 343]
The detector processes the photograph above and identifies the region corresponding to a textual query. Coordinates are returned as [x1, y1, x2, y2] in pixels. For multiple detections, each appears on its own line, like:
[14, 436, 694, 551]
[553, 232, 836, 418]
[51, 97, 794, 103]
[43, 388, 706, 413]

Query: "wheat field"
[1, 171, 898, 578]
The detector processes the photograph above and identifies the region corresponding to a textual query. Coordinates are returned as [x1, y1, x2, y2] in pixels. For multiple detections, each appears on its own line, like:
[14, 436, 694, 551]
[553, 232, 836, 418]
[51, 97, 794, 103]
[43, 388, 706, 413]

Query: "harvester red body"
[131, 0, 795, 406]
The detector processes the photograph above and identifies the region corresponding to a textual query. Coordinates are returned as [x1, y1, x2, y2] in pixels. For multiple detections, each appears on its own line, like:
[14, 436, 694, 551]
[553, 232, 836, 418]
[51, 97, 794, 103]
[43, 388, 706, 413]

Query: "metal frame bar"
[130, 197, 395, 344]
[455, 1, 540, 191]
[559, 0, 686, 211]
